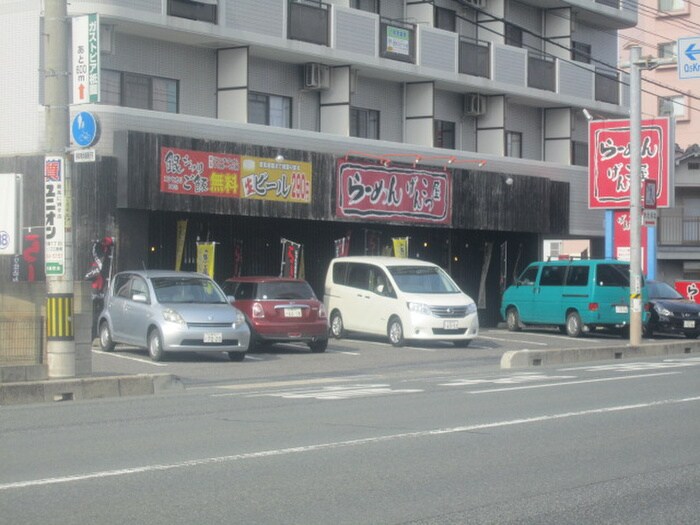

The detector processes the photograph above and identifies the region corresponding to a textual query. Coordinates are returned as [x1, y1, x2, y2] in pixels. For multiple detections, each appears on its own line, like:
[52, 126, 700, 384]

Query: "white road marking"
[328, 350, 361, 355]
[3, 394, 700, 491]
[440, 373, 576, 387]
[477, 335, 549, 346]
[204, 376, 377, 393]
[466, 372, 680, 394]
[91, 349, 167, 367]
[247, 384, 423, 400]
[560, 358, 700, 372]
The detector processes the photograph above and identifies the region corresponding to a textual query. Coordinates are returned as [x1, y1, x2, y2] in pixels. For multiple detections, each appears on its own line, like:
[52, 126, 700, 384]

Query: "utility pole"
[629, 46, 643, 346]
[45, 0, 75, 377]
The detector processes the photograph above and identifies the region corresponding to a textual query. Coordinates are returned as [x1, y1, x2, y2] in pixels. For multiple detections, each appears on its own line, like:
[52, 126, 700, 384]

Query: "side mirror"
[227, 295, 235, 303]
[375, 284, 385, 295]
[132, 293, 148, 304]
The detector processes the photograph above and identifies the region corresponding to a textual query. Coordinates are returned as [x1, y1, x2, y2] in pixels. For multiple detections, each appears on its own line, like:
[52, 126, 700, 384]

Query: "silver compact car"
[98, 270, 250, 361]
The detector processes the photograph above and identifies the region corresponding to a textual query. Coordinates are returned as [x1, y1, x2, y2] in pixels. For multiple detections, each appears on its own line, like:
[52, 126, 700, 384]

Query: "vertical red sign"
[613, 210, 648, 274]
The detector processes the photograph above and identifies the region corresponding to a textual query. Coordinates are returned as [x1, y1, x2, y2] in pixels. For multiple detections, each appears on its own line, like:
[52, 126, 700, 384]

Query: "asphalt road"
[2, 329, 700, 524]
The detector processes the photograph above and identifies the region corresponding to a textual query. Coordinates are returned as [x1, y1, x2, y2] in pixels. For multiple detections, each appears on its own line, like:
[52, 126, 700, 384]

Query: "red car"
[221, 276, 329, 353]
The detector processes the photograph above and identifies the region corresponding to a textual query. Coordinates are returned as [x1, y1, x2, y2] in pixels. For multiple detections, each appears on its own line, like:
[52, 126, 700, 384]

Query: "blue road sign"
[71, 111, 100, 147]
[678, 37, 700, 79]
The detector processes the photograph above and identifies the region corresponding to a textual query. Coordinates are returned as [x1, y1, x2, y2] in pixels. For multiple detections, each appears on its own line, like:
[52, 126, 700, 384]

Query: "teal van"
[500, 259, 647, 337]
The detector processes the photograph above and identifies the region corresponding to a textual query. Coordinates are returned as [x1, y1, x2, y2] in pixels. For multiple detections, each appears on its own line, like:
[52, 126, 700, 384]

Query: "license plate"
[443, 320, 459, 330]
[615, 306, 628, 314]
[284, 308, 302, 318]
[204, 332, 222, 343]
[684, 320, 696, 328]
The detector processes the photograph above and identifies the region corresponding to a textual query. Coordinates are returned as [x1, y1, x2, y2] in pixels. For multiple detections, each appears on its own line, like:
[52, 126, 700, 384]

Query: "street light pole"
[629, 46, 643, 346]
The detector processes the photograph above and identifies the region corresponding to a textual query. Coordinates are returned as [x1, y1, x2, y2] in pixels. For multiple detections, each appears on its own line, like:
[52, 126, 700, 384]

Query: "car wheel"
[565, 311, 583, 338]
[453, 339, 471, 347]
[387, 317, 404, 347]
[330, 311, 345, 339]
[148, 329, 165, 362]
[228, 351, 246, 361]
[684, 331, 700, 339]
[506, 307, 521, 332]
[99, 321, 115, 352]
[309, 339, 328, 353]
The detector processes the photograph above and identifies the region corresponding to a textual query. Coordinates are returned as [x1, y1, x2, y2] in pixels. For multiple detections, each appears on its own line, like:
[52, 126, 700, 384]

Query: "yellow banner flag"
[393, 237, 409, 258]
[175, 219, 187, 271]
[196, 242, 216, 278]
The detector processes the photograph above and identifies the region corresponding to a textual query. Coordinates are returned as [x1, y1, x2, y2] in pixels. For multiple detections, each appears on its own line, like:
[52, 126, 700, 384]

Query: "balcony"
[659, 214, 700, 246]
[288, 0, 330, 46]
[527, 51, 555, 92]
[459, 38, 490, 79]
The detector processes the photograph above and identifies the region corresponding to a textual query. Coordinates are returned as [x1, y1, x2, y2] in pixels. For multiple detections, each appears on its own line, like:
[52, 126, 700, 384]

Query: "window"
[572, 141, 588, 167]
[566, 266, 589, 287]
[596, 264, 630, 287]
[506, 131, 522, 158]
[539, 265, 565, 286]
[518, 266, 539, 285]
[658, 0, 686, 12]
[168, 0, 217, 24]
[101, 70, 179, 113]
[658, 95, 687, 119]
[505, 24, 522, 48]
[434, 120, 456, 149]
[435, 7, 456, 32]
[130, 277, 150, 301]
[350, 0, 378, 13]
[350, 108, 379, 139]
[658, 41, 677, 59]
[248, 93, 292, 128]
[571, 41, 591, 64]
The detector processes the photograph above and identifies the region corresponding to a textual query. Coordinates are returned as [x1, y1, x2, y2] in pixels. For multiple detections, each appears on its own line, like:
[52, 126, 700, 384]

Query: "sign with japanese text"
[675, 281, 700, 303]
[336, 161, 451, 225]
[72, 14, 100, 104]
[613, 210, 648, 275]
[44, 156, 66, 276]
[160, 147, 313, 204]
[161, 147, 241, 198]
[241, 157, 312, 203]
[588, 118, 671, 209]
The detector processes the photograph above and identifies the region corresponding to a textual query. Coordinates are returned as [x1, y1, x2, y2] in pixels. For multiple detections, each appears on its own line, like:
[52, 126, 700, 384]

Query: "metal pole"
[45, 0, 76, 377]
[629, 46, 643, 346]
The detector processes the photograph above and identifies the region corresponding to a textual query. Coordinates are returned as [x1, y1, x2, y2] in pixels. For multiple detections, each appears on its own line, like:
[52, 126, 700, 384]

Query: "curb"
[500, 340, 700, 368]
[0, 373, 185, 406]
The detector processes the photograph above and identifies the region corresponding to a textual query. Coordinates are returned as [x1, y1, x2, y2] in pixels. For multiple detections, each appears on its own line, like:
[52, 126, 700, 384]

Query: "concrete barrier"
[0, 373, 184, 405]
[501, 340, 700, 368]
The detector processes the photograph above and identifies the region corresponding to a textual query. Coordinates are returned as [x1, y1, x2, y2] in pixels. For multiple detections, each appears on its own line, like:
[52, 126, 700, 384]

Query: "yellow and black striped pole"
[46, 293, 74, 341]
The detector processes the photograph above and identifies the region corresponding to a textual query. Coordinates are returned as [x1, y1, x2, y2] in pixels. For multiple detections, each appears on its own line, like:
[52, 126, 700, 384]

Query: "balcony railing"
[289, 0, 330, 46]
[658, 215, 700, 245]
[595, 70, 619, 104]
[528, 52, 555, 91]
[459, 38, 490, 79]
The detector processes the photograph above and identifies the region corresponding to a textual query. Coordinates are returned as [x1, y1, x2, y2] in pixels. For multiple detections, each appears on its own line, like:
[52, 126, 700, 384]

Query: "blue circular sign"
[71, 111, 100, 147]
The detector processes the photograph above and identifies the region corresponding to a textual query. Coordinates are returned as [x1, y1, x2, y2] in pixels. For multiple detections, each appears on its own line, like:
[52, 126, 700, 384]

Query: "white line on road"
[2, 394, 700, 491]
[477, 335, 549, 346]
[466, 372, 680, 394]
[91, 349, 167, 367]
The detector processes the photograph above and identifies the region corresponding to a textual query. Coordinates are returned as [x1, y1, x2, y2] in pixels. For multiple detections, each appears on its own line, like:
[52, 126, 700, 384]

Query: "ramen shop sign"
[588, 118, 671, 209]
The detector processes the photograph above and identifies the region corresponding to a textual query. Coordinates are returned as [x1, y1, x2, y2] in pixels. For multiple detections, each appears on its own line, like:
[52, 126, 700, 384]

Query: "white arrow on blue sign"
[678, 37, 700, 79]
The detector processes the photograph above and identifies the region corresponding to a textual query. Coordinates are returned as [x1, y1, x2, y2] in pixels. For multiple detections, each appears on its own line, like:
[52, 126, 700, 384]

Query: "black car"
[644, 280, 700, 339]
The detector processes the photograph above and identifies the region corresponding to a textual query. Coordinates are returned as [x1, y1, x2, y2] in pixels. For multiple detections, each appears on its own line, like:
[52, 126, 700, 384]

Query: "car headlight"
[162, 308, 186, 325]
[465, 302, 477, 315]
[408, 302, 432, 316]
[654, 304, 673, 317]
[234, 309, 245, 325]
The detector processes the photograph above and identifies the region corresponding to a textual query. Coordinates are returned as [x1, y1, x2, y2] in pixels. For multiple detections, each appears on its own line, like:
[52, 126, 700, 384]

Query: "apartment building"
[0, 0, 636, 324]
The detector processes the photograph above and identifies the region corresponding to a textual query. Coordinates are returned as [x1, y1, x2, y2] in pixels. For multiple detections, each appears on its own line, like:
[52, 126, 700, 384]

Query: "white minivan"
[323, 256, 479, 347]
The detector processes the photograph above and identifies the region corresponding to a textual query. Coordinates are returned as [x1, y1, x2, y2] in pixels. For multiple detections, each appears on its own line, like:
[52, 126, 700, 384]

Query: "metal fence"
[0, 317, 44, 365]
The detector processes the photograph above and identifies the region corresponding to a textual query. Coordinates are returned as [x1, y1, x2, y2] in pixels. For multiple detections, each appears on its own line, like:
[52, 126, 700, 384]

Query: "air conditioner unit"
[463, 93, 486, 116]
[304, 63, 331, 90]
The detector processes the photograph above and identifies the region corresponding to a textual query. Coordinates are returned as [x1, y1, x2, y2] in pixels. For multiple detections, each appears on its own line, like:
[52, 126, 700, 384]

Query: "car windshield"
[152, 277, 228, 304]
[388, 266, 461, 294]
[648, 281, 684, 300]
[257, 281, 316, 300]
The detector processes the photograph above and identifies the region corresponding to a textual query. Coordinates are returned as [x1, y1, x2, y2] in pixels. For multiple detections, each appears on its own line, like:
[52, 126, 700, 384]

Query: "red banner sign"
[613, 210, 648, 274]
[161, 147, 241, 198]
[588, 118, 670, 209]
[336, 161, 451, 224]
[675, 281, 700, 303]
